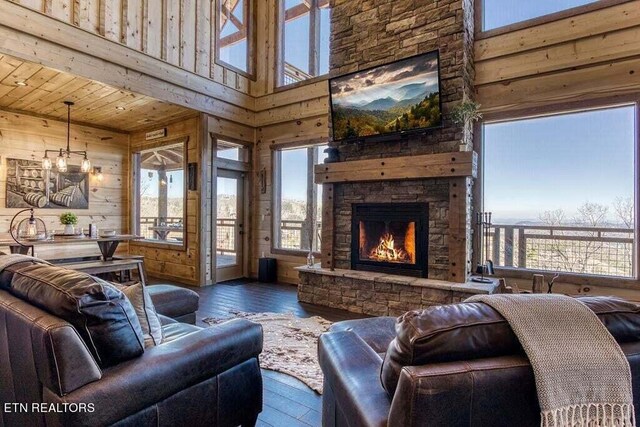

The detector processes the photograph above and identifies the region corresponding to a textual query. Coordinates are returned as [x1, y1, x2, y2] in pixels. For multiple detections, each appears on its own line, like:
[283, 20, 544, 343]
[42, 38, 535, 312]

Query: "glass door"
[216, 169, 244, 282]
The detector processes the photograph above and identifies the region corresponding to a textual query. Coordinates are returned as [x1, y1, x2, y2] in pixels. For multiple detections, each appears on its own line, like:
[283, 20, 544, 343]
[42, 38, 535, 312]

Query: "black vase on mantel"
[324, 147, 339, 163]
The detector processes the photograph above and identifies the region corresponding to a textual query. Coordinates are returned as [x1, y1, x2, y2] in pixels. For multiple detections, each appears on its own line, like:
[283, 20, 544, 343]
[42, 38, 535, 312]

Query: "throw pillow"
[117, 282, 163, 347]
[5, 262, 145, 368]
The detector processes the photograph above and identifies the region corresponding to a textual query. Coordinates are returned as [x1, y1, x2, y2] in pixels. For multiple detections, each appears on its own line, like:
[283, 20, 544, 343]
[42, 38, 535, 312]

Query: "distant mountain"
[354, 83, 438, 112]
[395, 83, 428, 101]
[360, 97, 398, 111]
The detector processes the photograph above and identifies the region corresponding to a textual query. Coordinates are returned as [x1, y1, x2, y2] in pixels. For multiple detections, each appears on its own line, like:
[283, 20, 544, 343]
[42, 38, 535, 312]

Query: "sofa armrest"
[388, 355, 539, 427]
[44, 319, 263, 426]
[318, 331, 390, 427]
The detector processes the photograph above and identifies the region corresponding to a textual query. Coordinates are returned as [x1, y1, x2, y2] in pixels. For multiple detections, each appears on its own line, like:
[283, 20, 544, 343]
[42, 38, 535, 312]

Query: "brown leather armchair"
[0, 288, 263, 427]
[319, 297, 640, 427]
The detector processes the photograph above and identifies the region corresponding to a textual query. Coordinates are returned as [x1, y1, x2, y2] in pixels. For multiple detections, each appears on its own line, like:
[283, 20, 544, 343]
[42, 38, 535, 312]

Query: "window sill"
[130, 239, 187, 251]
[274, 75, 329, 93]
[270, 248, 321, 258]
[493, 266, 639, 291]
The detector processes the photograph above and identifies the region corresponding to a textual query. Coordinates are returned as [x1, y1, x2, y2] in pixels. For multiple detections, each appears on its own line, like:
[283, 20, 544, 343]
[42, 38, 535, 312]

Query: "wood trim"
[475, 0, 633, 40]
[481, 96, 640, 124]
[314, 152, 477, 184]
[494, 266, 640, 290]
[320, 182, 334, 269]
[448, 178, 469, 281]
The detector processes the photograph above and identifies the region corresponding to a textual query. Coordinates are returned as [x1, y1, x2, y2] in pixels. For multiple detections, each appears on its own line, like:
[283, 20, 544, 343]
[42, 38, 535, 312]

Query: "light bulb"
[81, 156, 91, 173]
[56, 151, 67, 172]
[27, 219, 37, 237]
[42, 156, 52, 170]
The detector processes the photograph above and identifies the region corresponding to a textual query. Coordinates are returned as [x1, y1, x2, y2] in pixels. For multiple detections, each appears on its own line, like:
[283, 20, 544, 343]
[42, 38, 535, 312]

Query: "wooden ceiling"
[0, 54, 195, 132]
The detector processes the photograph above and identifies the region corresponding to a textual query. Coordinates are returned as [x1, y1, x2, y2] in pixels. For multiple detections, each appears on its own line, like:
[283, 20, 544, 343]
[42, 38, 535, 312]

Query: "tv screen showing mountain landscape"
[329, 51, 442, 141]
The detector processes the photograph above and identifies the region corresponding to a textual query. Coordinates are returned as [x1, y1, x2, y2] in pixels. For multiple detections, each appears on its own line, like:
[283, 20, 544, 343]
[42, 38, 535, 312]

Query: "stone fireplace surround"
[296, 0, 500, 316]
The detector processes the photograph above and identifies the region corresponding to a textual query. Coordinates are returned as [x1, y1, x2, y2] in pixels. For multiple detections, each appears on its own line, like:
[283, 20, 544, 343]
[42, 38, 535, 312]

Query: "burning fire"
[369, 233, 410, 262]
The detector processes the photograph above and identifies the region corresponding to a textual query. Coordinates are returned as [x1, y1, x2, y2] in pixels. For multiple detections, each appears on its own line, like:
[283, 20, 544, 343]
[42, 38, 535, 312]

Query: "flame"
[369, 233, 410, 262]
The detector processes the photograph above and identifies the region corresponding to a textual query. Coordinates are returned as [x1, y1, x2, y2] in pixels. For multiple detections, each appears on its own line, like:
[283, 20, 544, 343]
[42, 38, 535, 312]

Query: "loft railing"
[488, 224, 635, 277]
[283, 62, 313, 86]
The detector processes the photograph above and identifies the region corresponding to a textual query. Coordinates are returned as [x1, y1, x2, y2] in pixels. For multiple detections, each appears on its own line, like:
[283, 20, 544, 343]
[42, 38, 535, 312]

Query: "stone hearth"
[296, 266, 498, 317]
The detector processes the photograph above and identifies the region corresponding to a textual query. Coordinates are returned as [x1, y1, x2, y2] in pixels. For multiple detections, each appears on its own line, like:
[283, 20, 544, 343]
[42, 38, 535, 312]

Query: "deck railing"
[279, 219, 322, 251]
[488, 224, 635, 277]
[139, 216, 183, 240]
[216, 218, 237, 255]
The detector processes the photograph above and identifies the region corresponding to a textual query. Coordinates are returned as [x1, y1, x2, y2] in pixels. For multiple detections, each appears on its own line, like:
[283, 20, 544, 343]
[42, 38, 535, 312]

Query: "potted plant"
[451, 100, 482, 151]
[59, 212, 78, 235]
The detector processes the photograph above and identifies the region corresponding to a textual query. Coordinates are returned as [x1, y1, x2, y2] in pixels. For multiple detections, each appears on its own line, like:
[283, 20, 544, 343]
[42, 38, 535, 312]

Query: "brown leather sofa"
[0, 262, 263, 427]
[319, 296, 640, 427]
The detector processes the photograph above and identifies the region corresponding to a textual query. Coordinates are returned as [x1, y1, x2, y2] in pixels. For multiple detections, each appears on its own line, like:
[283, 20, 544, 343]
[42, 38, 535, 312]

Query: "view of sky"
[482, 0, 598, 30]
[330, 54, 439, 107]
[484, 105, 636, 224]
[280, 146, 328, 203]
[220, 0, 330, 79]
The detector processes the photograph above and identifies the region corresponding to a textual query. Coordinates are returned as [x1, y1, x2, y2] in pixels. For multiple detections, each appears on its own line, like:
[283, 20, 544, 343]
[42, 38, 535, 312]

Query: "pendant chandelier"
[42, 101, 91, 173]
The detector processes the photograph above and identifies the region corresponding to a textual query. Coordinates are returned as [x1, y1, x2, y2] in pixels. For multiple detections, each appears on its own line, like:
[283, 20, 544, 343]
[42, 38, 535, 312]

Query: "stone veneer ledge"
[296, 266, 498, 317]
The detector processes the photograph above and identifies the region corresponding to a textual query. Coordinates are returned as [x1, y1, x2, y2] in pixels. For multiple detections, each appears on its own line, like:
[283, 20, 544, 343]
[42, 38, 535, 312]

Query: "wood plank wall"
[129, 116, 202, 285]
[0, 109, 129, 259]
[475, 0, 640, 117]
[254, 112, 330, 283]
[8, 0, 252, 95]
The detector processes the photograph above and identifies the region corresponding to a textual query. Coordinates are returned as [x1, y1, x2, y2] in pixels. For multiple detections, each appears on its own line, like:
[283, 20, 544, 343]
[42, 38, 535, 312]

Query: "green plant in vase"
[59, 212, 78, 235]
[451, 100, 482, 151]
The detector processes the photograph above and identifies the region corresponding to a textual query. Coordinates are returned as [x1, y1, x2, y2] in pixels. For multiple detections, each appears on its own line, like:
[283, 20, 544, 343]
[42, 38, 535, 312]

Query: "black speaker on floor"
[258, 258, 277, 283]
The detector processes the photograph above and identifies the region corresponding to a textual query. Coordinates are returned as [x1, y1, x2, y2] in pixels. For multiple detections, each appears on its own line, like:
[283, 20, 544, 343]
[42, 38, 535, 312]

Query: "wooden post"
[448, 178, 468, 282]
[492, 226, 501, 265]
[532, 274, 545, 294]
[518, 227, 527, 268]
[158, 168, 168, 223]
[504, 226, 514, 267]
[321, 183, 334, 269]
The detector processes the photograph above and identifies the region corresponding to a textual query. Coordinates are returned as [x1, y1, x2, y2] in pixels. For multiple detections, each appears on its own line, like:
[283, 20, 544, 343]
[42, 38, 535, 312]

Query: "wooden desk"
[57, 257, 147, 285]
[0, 235, 143, 261]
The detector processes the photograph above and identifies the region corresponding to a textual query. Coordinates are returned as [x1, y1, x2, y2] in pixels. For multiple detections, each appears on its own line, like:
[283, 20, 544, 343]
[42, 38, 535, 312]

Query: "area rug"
[202, 312, 332, 394]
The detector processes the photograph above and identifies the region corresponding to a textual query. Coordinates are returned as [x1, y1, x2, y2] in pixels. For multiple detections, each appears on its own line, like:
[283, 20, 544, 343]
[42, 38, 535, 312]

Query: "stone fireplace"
[351, 203, 429, 277]
[295, 0, 499, 316]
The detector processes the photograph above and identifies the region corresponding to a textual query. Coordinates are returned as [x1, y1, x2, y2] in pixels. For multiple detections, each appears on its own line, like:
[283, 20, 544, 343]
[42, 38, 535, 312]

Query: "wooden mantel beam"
[314, 152, 478, 184]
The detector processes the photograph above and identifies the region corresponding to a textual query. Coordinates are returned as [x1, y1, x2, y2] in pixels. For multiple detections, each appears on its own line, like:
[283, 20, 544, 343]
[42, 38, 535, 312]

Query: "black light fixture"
[472, 211, 495, 283]
[10, 208, 48, 254]
[42, 101, 91, 173]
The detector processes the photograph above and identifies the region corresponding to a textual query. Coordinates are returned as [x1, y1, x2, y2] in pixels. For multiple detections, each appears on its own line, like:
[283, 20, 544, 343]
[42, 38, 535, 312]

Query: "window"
[216, 0, 254, 77]
[277, 0, 330, 87]
[273, 144, 328, 252]
[483, 105, 637, 278]
[481, 0, 600, 32]
[217, 140, 249, 162]
[133, 141, 186, 244]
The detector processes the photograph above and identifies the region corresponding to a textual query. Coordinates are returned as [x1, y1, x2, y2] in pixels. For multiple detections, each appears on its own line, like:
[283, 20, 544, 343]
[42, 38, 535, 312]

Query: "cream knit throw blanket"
[467, 294, 635, 427]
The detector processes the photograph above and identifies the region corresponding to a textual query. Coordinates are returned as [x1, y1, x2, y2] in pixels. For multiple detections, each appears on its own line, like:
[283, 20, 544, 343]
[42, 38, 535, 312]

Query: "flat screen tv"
[329, 50, 442, 142]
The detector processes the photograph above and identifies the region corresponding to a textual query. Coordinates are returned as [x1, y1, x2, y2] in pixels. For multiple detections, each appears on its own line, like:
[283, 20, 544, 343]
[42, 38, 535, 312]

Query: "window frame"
[480, 100, 640, 289]
[475, 0, 632, 40]
[271, 142, 326, 256]
[275, 0, 331, 89]
[214, 0, 257, 80]
[131, 138, 188, 250]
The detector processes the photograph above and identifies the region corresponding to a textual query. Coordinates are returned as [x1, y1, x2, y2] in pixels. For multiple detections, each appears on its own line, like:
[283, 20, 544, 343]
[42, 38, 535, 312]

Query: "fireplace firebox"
[351, 203, 429, 277]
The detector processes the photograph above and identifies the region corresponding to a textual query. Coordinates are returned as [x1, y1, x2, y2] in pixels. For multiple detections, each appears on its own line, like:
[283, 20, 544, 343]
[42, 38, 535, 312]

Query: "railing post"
[492, 227, 501, 265]
[504, 226, 514, 267]
[518, 227, 526, 268]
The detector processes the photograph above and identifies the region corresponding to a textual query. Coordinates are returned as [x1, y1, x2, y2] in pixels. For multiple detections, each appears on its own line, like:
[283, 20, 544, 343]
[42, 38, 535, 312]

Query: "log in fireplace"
[351, 203, 429, 277]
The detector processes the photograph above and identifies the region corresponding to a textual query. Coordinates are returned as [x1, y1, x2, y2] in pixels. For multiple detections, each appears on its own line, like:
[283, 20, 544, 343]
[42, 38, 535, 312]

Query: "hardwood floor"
[148, 278, 366, 427]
